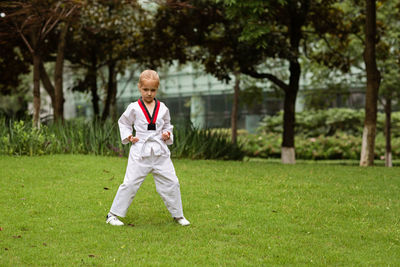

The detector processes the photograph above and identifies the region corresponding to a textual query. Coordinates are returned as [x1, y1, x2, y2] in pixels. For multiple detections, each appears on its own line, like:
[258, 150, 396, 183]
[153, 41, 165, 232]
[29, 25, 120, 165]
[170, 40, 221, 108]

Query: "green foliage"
[240, 132, 282, 158]
[0, 120, 57, 156]
[47, 119, 128, 156]
[0, 118, 125, 156]
[258, 108, 400, 137]
[300, 84, 353, 110]
[239, 83, 263, 110]
[376, 0, 400, 99]
[240, 131, 400, 160]
[0, 118, 243, 160]
[171, 125, 244, 160]
[78, 0, 145, 57]
[241, 108, 400, 160]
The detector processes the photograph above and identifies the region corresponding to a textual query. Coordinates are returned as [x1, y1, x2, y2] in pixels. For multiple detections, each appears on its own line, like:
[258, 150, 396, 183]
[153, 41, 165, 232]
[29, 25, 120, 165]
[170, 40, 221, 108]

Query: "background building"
[66, 63, 367, 132]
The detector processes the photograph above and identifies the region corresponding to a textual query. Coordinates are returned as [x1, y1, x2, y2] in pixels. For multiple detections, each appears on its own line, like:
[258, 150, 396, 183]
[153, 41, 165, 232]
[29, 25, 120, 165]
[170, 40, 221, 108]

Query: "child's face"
[138, 79, 159, 104]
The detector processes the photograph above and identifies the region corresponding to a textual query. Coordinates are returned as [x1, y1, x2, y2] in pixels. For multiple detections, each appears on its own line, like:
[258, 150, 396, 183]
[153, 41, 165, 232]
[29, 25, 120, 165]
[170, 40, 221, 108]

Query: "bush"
[240, 131, 400, 160]
[1, 120, 57, 156]
[258, 108, 399, 137]
[238, 132, 281, 158]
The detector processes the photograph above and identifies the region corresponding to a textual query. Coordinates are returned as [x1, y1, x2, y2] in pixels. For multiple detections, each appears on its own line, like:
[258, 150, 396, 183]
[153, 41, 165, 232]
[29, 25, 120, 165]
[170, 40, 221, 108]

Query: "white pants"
[110, 151, 184, 218]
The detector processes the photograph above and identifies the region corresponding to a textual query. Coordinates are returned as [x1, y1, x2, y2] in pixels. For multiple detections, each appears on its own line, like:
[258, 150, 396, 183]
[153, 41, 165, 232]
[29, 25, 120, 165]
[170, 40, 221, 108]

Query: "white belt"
[135, 132, 168, 158]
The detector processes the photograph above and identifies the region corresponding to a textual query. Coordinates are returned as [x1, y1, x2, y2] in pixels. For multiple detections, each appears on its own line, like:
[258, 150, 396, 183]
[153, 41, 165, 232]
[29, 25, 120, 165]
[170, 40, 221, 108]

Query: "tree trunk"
[360, 0, 381, 166]
[39, 23, 68, 123]
[384, 96, 392, 167]
[32, 52, 41, 128]
[110, 68, 118, 122]
[89, 51, 100, 119]
[281, 3, 305, 164]
[231, 72, 240, 144]
[281, 76, 299, 164]
[53, 22, 69, 123]
[39, 61, 56, 112]
[90, 73, 100, 119]
[101, 61, 116, 121]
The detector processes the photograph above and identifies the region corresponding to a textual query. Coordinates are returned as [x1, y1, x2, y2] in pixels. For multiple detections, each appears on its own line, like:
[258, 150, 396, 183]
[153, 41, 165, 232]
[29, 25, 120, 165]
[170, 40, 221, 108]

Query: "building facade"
[67, 63, 367, 132]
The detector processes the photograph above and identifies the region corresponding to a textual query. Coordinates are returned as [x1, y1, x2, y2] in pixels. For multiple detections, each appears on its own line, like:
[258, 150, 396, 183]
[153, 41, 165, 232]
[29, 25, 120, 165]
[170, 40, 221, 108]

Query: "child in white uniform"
[106, 70, 190, 226]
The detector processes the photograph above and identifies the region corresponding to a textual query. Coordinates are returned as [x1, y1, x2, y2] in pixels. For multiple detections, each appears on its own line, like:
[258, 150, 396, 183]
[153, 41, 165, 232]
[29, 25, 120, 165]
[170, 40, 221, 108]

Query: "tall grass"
[0, 118, 244, 160]
[0, 118, 126, 156]
[172, 125, 244, 160]
[48, 119, 127, 156]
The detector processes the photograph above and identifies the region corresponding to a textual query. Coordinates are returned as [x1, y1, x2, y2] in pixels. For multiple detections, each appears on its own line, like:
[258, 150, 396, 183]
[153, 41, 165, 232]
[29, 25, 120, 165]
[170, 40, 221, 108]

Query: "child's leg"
[152, 156, 184, 218]
[110, 156, 151, 217]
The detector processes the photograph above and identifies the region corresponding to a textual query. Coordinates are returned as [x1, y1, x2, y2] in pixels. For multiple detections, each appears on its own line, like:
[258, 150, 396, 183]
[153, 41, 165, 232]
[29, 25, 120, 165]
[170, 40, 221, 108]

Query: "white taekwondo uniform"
[109, 98, 184, 218]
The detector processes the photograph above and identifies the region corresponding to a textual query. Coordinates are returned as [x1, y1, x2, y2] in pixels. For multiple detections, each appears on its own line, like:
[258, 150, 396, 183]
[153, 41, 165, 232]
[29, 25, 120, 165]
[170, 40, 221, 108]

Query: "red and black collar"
[138, 98, 160, 130]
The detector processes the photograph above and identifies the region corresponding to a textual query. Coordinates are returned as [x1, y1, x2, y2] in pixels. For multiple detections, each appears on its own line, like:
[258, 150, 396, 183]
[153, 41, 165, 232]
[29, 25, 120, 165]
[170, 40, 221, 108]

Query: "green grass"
[0, 155, 399, 266]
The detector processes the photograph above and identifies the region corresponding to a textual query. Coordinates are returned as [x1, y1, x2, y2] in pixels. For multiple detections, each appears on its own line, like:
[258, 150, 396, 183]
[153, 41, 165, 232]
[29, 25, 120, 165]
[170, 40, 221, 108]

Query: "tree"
[376, 1, 400, 167]
[66, 0, 148, 121]
[379, 66, 398, 167]
[221, 0, 351, 164]
[66, 25, 103, 118]
[152, 0, 271, 144]
[359, 0, 381, 166]
[308, 0, 400, 166]
[1, 0, 79, 126]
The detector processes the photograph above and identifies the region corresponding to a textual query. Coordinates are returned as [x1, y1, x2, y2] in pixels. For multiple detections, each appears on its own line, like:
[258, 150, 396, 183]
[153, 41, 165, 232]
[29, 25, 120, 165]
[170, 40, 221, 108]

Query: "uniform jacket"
[118, 99, 174, 159]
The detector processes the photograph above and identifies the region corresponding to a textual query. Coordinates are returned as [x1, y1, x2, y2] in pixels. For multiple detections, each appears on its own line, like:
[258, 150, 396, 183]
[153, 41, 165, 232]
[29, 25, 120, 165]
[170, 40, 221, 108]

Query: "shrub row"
[0, 119, 128, 156]
[240, 132, 400, 160]
[258, 108, 400, 137]
[0, 118, 244, 160]
[2, 111, 397, 160]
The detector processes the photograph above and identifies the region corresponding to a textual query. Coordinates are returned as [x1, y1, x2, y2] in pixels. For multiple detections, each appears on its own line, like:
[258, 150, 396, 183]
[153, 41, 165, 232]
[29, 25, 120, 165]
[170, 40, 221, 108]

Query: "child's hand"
[162, 131, 170, 141]
[128, 135, 139, 143]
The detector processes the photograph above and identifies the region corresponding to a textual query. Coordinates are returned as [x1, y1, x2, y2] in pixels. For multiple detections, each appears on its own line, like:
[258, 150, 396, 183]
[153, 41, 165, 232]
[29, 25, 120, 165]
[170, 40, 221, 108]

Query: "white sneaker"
[106, 214, 124, 226]
[174, 217, 190, 226]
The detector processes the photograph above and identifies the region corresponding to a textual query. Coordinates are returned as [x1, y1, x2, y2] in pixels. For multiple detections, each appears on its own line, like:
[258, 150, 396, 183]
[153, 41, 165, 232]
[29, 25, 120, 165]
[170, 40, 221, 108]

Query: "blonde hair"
[138, 70, 159, 86]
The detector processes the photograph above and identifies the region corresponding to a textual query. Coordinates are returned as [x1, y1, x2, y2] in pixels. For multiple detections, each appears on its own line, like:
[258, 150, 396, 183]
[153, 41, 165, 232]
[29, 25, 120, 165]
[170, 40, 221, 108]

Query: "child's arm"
[118, 104, 136, 145]
[162, 108, 174, 145]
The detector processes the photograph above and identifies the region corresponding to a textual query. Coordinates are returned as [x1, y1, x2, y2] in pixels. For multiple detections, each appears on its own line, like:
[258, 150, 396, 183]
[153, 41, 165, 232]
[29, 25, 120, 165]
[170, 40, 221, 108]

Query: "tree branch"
[42, 16, 61, 37]
[319, 33, 347, 59]
[65, 6, 77, 18]
[41, 13, 54, 35]
[241, 68, 290, 92]
[39, 60, 55, 101]
[353, 32, 365, 45]
[14, 21, 34, 54]
[42, 4, 78, 38]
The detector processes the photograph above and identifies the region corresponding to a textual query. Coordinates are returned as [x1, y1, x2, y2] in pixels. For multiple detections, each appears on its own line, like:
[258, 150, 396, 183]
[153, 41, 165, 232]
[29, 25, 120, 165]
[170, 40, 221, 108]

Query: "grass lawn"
[0, 155, 399, 266]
